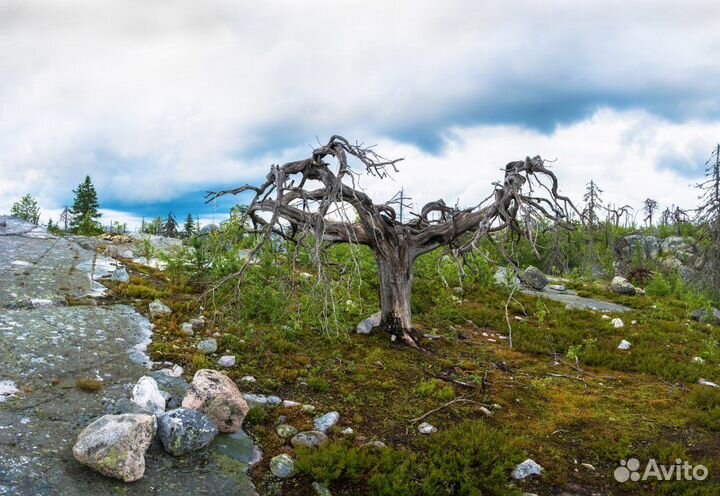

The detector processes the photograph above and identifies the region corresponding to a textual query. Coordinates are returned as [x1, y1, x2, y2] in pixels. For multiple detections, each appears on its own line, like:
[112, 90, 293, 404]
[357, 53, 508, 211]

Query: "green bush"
[296, 421, 524, 495]
[646, 273, 672, 297]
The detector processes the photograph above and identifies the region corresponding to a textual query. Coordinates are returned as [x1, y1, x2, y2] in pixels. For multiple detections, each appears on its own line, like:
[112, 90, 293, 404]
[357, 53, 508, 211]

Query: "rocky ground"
[0, 217, 259, 495]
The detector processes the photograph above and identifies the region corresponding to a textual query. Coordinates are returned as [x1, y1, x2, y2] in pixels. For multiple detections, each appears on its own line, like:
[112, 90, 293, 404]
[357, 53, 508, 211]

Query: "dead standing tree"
[207, 135, 576, 347]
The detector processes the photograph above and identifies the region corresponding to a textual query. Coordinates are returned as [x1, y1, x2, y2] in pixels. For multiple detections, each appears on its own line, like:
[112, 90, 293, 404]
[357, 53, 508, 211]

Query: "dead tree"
[207, 135, 576, 346]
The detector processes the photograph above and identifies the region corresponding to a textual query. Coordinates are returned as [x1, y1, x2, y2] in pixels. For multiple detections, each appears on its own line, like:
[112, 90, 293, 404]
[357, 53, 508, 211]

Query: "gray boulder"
[182, 369, 249, 432]
[157, 407, 218, 456]
[522, 266, 548, 290]
[149, 299, 172, 319]
[270, 454, 296, 478]
[511, 458, 543, 480]
[111, 268, 130, 284]
[661, 236, 696, 255]
[356, 311, 381, 334]
[72, 414, 156, 482]
[616, 235, 660, 261]
[197, 338, 217, 354]
[313, 411, 340, 432]
[691, 307, 720, 325]
[276, 424, 298, 438]
[610, 276, 636, 296]
[290, 430, 328, 449]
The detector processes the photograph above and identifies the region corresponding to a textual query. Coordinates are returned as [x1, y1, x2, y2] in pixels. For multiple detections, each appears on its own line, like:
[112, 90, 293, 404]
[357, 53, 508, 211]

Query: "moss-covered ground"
[104, 255, 720, 496]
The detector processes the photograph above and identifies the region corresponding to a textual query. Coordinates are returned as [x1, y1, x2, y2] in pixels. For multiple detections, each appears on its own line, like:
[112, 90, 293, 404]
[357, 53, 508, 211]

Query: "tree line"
[8, 175, 201, 238]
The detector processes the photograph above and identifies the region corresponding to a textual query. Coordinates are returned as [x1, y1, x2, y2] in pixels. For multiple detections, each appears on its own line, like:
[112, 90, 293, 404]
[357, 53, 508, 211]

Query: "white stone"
[617, 339, 631, 351]
[698, 378, 719, 388]
[0, 380, 19, 402]
[341, 427, 354, 435]
[149, 299, 172, 319]
[218, 355, 236, 368]
[240, 376, 256, 383]
[282, 400, 301, 408]
[417, 422, 437, 434]
[692, 356, 706, 364]
[314, 411, 340, 432]
[180, 322, 194, 336]
[356, 311, 381, 334]
[610, 318, 624, 328]
[512, 459, 543, 479]
[131, 376, 166, 414]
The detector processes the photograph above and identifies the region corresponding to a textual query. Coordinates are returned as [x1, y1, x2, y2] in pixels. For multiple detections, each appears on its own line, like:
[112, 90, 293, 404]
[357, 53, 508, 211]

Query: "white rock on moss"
[218, 355, 236, 367]
[511, 459, 543, 480]
[270, 454, 296, 478]
[417, 422, 437, 434]
[313, 411, 340, 432]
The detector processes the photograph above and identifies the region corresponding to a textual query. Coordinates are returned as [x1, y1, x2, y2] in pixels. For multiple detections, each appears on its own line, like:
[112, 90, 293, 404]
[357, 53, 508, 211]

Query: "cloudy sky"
[1, 0, 719, 229]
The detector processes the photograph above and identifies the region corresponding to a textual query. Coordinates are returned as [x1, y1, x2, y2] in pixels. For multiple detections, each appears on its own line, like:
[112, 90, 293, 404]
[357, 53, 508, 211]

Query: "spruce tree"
[164, 212, 179, 237]
[70, 176, 101, 233]
[10, 194, 40, 224]
[183, 213, 195, 237]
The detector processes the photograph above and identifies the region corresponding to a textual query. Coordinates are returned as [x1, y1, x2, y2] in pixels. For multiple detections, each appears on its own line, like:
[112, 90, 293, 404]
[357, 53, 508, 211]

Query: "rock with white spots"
[156, 407, 218, 456]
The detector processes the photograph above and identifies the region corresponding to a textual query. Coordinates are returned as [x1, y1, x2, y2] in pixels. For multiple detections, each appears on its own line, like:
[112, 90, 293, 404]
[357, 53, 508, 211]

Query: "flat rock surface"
[0, 217, 257, 495]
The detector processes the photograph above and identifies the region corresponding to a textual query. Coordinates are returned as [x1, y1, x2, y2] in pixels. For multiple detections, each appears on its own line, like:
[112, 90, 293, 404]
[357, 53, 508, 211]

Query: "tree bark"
[374, 243, 417, 346]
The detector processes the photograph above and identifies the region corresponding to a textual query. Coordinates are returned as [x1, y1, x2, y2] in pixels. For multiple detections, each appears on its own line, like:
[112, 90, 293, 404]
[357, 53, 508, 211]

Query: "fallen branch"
[408, 398, 483, 423]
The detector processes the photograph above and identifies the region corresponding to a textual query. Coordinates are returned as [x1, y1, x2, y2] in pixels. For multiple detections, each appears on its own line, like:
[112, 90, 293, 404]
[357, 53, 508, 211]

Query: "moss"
[75, 378, 104, 393]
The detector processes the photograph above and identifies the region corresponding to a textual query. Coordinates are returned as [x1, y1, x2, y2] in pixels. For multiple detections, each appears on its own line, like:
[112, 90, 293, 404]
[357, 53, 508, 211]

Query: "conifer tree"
[183, 213, 195, 237]
[70, 176, 101, 233]
[164, 212, 179, 237]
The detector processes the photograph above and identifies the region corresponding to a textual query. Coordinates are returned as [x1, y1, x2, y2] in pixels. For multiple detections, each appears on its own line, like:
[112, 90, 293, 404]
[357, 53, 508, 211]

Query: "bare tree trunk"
[374, 245, 417, 346]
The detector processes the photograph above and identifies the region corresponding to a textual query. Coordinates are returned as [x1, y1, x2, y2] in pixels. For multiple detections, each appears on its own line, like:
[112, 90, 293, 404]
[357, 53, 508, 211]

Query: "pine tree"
[164, 212, 179, 237]
[10, 194, 40, 224]
[183, 213, 195, 237]
[70, 176, 102, 233]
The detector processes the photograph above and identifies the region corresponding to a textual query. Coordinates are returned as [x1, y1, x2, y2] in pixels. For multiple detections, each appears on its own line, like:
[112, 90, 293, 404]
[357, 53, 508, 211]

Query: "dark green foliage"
[183, 213, 195, 237]
[296, 421, 524, 496]
[164, 212, 179, 237]
[70, 176, 102, 234]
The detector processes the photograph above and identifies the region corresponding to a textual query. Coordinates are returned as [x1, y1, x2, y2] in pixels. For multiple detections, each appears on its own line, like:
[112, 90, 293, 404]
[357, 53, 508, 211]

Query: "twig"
[409, 398, 481, 423]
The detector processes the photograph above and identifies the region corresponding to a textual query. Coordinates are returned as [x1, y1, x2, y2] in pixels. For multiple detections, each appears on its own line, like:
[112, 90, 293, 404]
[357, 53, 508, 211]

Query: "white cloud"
[1, 1, 719, 222]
